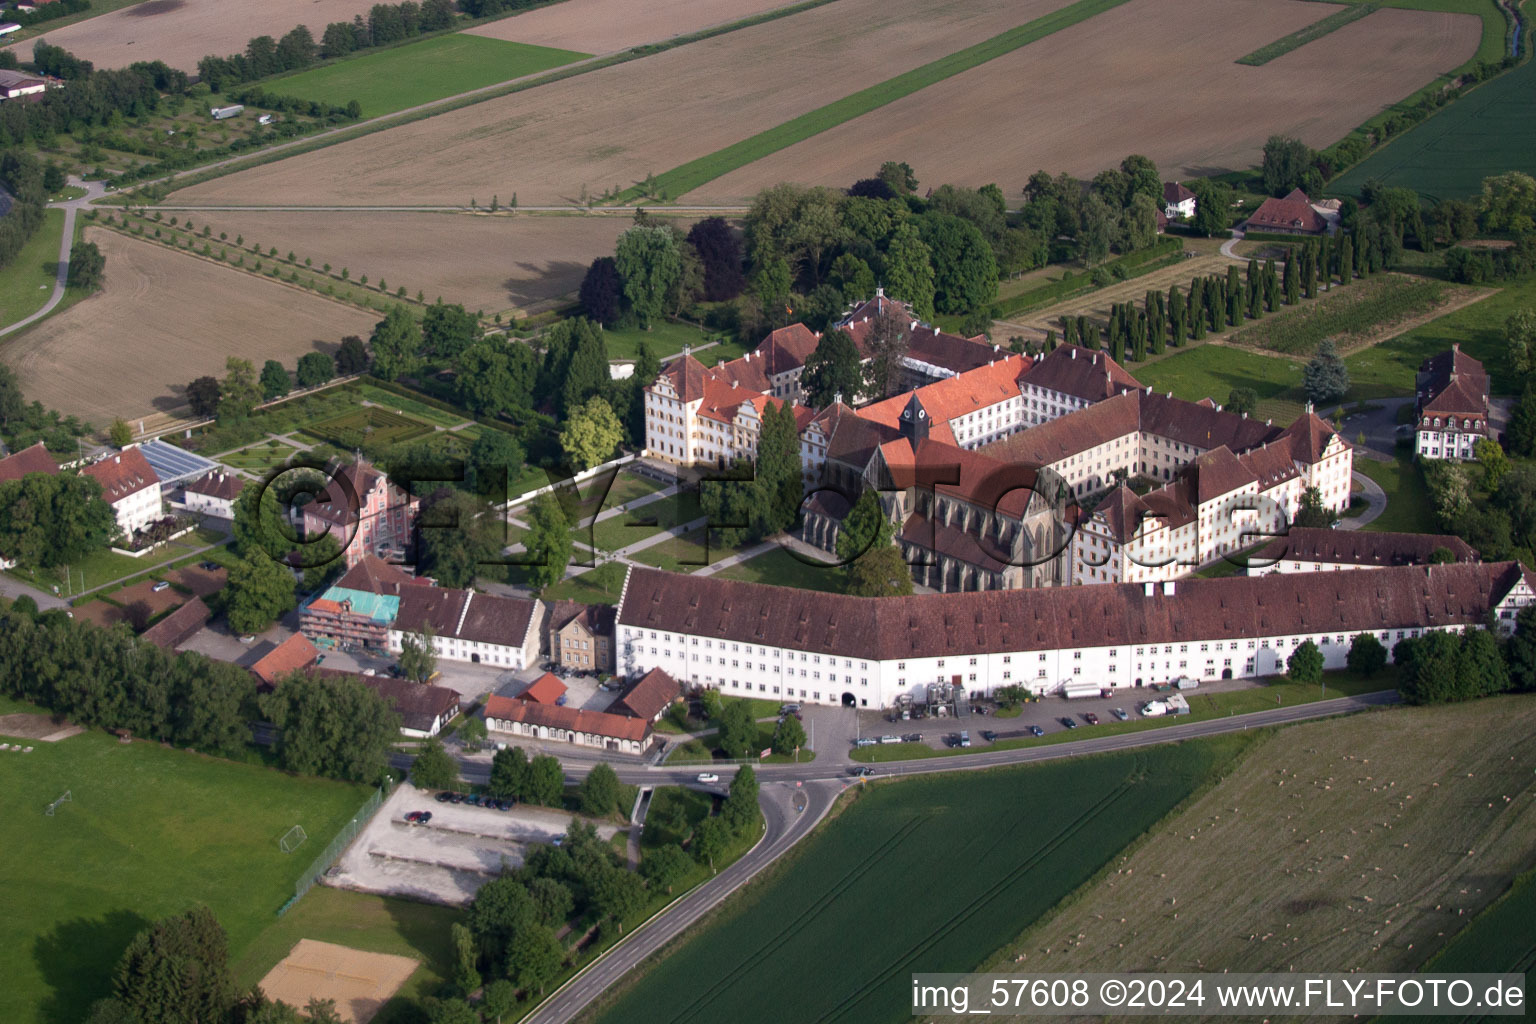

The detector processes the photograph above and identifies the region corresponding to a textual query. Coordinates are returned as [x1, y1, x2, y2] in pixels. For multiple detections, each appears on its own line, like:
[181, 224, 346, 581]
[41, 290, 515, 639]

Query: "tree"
[1287, 639, 1324, 684]
[1123, 192, 1159, 252]
[220, 357, 262, 420]
[335, 335, 370, 375]
[299, 532, 343, 594]
[185, 375, 221, 419]
[1261, 135, 1314, 196]
[67, 240, 106, 291]
[1479, 170, 1536, 234]
[846, 542, 913, 597]
[1346, 632, 1387, 677]
[1120, 154, 1161, 203]
[918, 213, 998, 314]
[692, 815, 728, 872]
[799, 327, 862, 408]
[715, 700, 757, 760]
[398, 625, 438, 683]
[882, 221, 935, 320]
[108, 418, 133, 447]
[1303, 339, 1350, 405]
[580, 762, 622, 817]
[522, 492, 573, 591]
[525, 753, 564, 806]
[224, 553, 297, 634]
[296, 351, 335, 388]
[1187, 179, 1232, 237]
[459, 715, 487, 752]
[504, 924, 563, 995]
[862, 305, 912, 400]
[878, 160, 918, 194]
[1077, 192, 1117, 265]
[614, 225, 681, 328]
[259, 359, 290, 401]
[1508, 387, 1536, 458]
[640, 844, 691, 893]
[724, 764, 760, 832]
[456, 340, 537, 420]
[481, 981, 517, 1024]
[419, 302, 480, 362]
[560, 395, 623, 471]
[836, 488, 892, 565]
[753, 400, 802, 538]
[1457, 627, 1510, 699]
[772, 713, 806, 756]
[466, 427, 526, 500]
[1505, 308, 1536, 378]
[557, 320, 610, 416]
[1506, 605, 1536, 692]
[370, 305, 424, 381]
[1226, 387, 1257, 417]
[488, 745, 529, 800]
[591, 865, 646, 932]
[686, 218, 746, 301]
[411, 738, 459, 791]
[1292, 486, 1333, 528]
[1395, 630, 1462, 704]
[1476, 437, 1510, 488]
[528, 877, 574, 928]
[113, 905, 236, 1024]
[578, 256, 623, 325]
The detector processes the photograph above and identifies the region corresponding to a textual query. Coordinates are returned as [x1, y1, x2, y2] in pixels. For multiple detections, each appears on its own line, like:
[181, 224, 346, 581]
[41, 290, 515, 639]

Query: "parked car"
[466, 794, 482, 806]
[780, 703, 801, 714]
[435, 791, 452, 803]
[151, 581, 170, 593]
[404, 811, 422, 822]
[1111, 708, 1129, 721]
[902, 733, 923, 743]
[850, 766, 875, 777]
[1083, 712, 1100, 725]
[416, 811, 432, 824]
[200, 561, 220, 571]
[959, 730, 971, 747]
[697, 772, 719, 784]
[854, 737, 876, 747]
[981, 730, 997, 742]
[238, 635, 256, 644]
[1060, 717, 1078, 730]
[1028, 724, 1045, 737]
[448, 793, 464, 803]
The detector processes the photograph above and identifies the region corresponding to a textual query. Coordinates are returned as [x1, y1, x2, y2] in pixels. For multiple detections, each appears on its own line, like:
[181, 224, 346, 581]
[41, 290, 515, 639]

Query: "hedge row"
[992, 237, 1183, 319]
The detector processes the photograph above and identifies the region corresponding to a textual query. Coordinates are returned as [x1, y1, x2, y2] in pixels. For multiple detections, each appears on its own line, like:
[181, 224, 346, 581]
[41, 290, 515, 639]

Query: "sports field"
[1329, 32, 1536, 201]
[0, 723, 368, 1024]
[992, 697, 1536, 977]
[589, 736, 1250, 1024]
[266, 34, 590, 118]
[0, 229, 376, 424]
[691, 0, 1480, 202]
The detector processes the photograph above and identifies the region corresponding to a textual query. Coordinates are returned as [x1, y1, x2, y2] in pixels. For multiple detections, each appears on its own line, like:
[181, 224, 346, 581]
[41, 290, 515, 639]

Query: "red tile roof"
[858, 355, 1030, 430]
[1246, 192, 1326, 234]
[1163, 181, 1196, 205]
[1019, 345, 1140, 403]
[0, 442, 60, 484]
[185, 470, 245, 501]
[251, 632, 320, 687]
[484, 694, 650, 743]
[139, 597, 210, 649]
[617, 561, 1528, 662]
[519, 672, 567, 704]
[335, 555, 422, 593]
[754, 323, 821, 375]
[610, 666, 680, 721]
[1251, 527, 1477, 568]
[1418, 347, 1489, 419]
[306, 460, 386, 526]
[82, 448, 160, 503]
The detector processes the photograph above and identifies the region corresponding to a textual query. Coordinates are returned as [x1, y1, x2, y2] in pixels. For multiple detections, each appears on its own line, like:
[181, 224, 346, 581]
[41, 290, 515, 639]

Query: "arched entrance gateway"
[842, 692, 857, 708]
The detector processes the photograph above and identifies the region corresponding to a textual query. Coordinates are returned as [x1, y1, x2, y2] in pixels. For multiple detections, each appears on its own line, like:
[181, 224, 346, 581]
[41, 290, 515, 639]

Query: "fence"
[277, 782, 390, 916]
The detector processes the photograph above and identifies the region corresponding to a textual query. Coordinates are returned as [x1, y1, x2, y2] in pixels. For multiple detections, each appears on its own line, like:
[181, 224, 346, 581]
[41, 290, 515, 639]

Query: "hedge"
[1240, 231, 1313, 245]
[992, 237, 1183, 319]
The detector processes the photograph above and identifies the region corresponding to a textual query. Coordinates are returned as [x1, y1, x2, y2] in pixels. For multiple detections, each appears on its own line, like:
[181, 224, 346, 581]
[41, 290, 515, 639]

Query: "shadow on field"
[33, 908, 151, 1024]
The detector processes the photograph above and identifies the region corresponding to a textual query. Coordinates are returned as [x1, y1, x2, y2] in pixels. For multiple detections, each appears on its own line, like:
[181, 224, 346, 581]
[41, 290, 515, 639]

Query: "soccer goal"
[280, 824, 309, 854]
[45, 790, 72, 816]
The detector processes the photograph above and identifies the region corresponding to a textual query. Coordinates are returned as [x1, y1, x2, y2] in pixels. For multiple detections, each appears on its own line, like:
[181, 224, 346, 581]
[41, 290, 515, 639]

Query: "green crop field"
[1225, 276, 1446, 355]
[266, 34, 590, 118]
[590, 737, 1250, 1024]
[633, 0, 1134, 200]
[302, 405, 436, 448]
[1237, 2, 1379, 65]
[0, 724, 367, 1024]
[1329, 29, 1536, 202]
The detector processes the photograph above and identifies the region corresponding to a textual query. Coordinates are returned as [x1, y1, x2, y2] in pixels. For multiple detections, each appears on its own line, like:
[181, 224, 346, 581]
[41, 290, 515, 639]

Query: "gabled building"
[483, 694, 652, 754]
[0, 441, 59, 484]
[608, 666, 680, 723]
[251, 632, 321, 689]
[642, 350, 807, 469]
[1162, 181, 1197, 220]
[1245, 188, 1328, 235]
[1016, 345, 1140, 426]
[183, 470, 245, 520]
[301, 459, 419, 569]
[546, 600, 615, 672]
[1247, 527, 1478, 575]
[1415, 344, 1490, 461]
[82, 448, 163, 541]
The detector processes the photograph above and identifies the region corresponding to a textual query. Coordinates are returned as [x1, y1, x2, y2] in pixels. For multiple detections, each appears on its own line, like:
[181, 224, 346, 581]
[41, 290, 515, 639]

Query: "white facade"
[109, 483, 163, 540]
[1416, 420, 1483, 461]
[387, 598, 543, 670]
[184, 489, 238, 520]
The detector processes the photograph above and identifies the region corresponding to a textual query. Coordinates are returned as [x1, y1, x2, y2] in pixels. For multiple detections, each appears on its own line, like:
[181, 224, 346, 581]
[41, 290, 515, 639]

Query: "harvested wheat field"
[257, 939, 417, 1024]
[6, 0, 385, 72]
[991, 697, 1536, 982]
[0, 229, 375, 424]
[693, 0, 1481, 204]
[468, 0, 799, 55]
[180, 211, 689, 314]
[172, 0, 1077, 207]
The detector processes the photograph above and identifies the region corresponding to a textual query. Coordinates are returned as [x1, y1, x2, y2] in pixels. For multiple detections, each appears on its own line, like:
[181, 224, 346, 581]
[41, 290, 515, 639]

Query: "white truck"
[1062, 681, 1104, 700]
[210, 104, 244, 120]
[1141, 693, 1191, 717]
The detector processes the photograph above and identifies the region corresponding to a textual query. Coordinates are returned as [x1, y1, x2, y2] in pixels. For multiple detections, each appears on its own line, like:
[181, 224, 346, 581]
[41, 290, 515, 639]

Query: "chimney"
[1070, 349, 1077, 360]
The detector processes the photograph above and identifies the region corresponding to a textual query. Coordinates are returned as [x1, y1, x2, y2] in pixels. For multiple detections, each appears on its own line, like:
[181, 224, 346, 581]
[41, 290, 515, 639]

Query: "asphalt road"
[437, 689, 1398, 1023]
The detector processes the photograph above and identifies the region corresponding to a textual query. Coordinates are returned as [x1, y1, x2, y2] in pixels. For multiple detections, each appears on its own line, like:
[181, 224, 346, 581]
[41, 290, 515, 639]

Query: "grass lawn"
[853, 670, 1390, 763]
[233, 886, 460, 1024]
[630, 527, 717, 573]
[302, 405, 437, 448]
[540, 564, 629, 604]
[634, 0, 1133, 200]
[1356, 453, 1439, 533]
[602, 320, 718, 362]
[592, 735, 1251, 1023]
[0, 730, 368, 1024]
[266, 34, 589, 118]
[1130, 344, 1308, 425]
[591, 490, 702, 551]
[712, 545, 845, 593]
[8, 533, 211, 597]
[992, 697, 1536, 980]
[0, 208, 63, 331]
[356, 383, 470, 428]
[1392, 865, 1536, 1004]
[219, 441, 299, 472]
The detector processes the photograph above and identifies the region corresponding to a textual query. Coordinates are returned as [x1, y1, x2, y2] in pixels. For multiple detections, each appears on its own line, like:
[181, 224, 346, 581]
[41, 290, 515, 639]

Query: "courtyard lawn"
[540, 563, 629, 604]
[593, 736, 1252, 1024]
[8, 532, 215, 597]
[265, 34, 590, 118]
[591, 490, 702, 552]
[0, 730, 368, 1024]
[219, 440, 300, 473]
[711, 545, 845, 593]
[601, 320, 719, 362]
[1130, 344, 1307, 425]
[1356, 453, 1439, 533]
[0, 208, 64, 331]
[630, 527, 717, 573]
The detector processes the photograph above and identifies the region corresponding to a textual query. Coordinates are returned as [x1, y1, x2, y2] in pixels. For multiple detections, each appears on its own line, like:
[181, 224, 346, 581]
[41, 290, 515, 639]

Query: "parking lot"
[327, 783, 627, 905]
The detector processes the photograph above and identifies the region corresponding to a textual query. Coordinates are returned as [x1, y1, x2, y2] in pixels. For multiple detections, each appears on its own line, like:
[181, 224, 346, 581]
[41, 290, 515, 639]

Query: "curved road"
[0, 177, 106, 339]
[450, 689, 1398, 1023]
